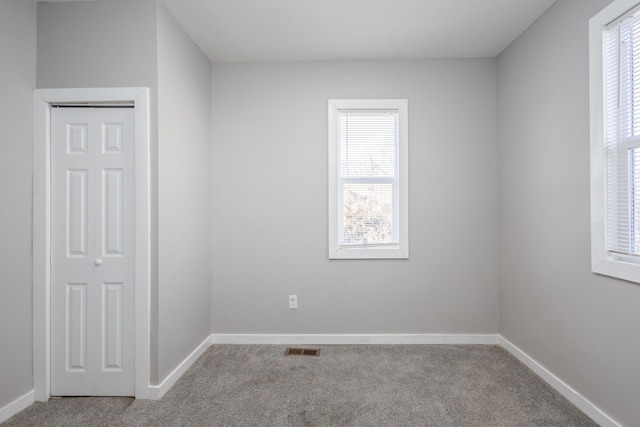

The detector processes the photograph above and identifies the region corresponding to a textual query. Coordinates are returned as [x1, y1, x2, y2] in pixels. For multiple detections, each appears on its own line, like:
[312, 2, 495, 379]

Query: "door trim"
[33, 88, 151, 400]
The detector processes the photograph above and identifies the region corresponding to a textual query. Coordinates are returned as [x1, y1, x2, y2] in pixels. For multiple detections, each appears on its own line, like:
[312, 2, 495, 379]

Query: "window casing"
[328, 99, 408, 259]
[590, 0, 640, 282]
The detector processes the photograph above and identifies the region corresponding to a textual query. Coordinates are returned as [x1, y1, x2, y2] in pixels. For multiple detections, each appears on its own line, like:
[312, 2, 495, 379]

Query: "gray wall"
[157, 3, 212, 382]
[36, 0, 158, 91]
[211, 60, 498, 334]
[497, 0, 640, 425]
[0, 0, 37, 410]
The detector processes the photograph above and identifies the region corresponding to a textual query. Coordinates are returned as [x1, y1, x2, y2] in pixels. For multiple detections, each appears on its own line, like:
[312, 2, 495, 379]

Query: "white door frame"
[33, 87, 151, 400]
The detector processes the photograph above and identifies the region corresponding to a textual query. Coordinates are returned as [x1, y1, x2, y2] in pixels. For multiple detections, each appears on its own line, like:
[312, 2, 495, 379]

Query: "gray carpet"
[3, 345, 598, 426]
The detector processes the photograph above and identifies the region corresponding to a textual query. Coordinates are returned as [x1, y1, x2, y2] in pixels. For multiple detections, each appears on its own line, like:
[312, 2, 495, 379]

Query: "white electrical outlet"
[289, 295, 298, 309]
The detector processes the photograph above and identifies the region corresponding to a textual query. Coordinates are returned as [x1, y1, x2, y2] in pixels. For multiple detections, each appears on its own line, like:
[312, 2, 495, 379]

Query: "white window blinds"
[604, 9, 640, 256]
[338, 111, 398, 179]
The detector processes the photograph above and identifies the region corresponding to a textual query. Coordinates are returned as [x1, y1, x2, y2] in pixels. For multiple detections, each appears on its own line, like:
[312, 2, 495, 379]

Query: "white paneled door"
[51, 107, 135, 396]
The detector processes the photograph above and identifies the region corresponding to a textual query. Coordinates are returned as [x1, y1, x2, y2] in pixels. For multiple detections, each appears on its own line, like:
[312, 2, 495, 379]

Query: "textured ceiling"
[160, 0, 558, 63]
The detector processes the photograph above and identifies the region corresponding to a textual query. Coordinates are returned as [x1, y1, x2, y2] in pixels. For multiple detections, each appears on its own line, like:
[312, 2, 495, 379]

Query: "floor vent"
[285, 348, 320, 357]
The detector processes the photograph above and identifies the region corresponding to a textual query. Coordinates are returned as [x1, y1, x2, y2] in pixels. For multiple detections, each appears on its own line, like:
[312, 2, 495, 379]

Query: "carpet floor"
[3, 345, 598, 426]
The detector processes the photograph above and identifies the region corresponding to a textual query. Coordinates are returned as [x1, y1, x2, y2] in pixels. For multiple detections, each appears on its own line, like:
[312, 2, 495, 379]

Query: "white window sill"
[329, 247, 409, 260]
[592, 255, 640, 284]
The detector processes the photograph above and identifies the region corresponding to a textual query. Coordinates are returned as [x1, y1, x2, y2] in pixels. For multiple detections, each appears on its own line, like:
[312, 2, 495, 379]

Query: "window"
[328, 99, 408, 259]
[590, 0, 640, 282]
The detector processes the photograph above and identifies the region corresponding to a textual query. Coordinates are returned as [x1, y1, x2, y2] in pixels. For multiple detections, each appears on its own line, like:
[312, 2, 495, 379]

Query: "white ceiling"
[160, 0, 558, 63]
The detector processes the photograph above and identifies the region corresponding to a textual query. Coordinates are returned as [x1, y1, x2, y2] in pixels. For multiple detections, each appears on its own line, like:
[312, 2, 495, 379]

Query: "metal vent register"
[284, 348, 320, 356]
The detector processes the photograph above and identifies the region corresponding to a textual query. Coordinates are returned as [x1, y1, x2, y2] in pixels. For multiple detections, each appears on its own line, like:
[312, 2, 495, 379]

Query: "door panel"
[102, 122, 124, 153]
[51, 107, 134, 396]
[66, 169, 89, 257]
[67, 123, 88, 154]
[101, 282, 124, 371]
[65, 283, 89, 372]
[102, 168, 124, 257]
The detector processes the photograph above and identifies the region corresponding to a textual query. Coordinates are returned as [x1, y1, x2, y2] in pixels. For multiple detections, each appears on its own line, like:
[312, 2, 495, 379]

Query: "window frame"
[590, 0, 640, 283]
[328, 99, 409, 260]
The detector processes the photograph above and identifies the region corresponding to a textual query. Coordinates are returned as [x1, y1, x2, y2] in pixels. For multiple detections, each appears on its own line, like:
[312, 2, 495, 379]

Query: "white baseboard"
[148, 334, 213, 400]
[498, 336, 622, 427]
[0, 390, 35, 424]
[210, 333, 499, 345]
